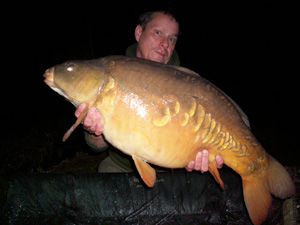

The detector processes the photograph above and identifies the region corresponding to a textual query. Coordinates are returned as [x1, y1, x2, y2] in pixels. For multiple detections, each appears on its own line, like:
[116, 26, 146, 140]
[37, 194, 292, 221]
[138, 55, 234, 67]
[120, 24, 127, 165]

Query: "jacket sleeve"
[84, 131, 108, 153]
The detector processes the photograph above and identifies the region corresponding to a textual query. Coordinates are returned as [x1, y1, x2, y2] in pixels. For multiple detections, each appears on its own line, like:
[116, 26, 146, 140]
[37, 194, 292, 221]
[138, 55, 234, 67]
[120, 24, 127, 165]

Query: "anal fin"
[208, 162, 225, 190]
[132, 155, 156, 187]
[242, 177, 272, 225]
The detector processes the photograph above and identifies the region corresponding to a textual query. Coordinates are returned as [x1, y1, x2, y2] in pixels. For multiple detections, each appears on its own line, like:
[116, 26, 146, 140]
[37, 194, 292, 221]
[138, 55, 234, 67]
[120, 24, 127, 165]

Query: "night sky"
[3, 3, 298, 166]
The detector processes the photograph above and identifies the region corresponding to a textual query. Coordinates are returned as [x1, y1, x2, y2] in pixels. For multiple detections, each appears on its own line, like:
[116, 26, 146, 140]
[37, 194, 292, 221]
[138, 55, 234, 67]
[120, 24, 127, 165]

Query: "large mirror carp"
[44, 55, 295, 225]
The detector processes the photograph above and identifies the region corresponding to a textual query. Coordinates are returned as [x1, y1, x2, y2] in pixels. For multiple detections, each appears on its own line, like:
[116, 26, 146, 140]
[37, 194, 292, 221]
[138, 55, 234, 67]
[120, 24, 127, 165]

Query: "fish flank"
[181, 113, 189, 127]
[202, 117, 216, 143]
[214, 133, 226, 150]
[194, 104, 205, 132]
[200, 114, 211, 139]
[174, 101, 180, 115]
[103, 76, 115, 92]
[153, 107, 170, 127]
[189, 98, 197, 117]
[208, 123, 222, 144]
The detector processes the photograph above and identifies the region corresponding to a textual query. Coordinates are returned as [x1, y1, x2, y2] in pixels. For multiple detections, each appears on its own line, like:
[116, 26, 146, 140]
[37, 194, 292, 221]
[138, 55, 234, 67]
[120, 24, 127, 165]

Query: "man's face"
[135, 12, 179, 64]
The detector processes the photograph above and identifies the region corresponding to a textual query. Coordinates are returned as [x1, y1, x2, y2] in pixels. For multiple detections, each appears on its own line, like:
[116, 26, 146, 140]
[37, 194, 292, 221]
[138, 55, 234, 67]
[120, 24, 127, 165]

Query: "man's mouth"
[156, 51, 167, 58]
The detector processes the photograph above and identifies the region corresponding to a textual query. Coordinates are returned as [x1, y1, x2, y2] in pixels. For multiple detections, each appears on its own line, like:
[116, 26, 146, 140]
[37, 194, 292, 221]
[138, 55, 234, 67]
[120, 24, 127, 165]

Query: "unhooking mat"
[0, 166, 289, 224]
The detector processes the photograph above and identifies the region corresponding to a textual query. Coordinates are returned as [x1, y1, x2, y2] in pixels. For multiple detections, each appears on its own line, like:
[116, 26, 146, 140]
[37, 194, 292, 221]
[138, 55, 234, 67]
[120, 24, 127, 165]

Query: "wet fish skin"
[44, 55, 295, 225]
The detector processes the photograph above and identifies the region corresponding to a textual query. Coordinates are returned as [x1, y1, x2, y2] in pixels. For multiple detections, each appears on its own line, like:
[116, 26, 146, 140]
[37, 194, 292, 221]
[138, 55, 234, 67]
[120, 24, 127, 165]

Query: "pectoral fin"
[132, 155, 156, 187]
[208, 162, 225, 190]
[62, 104, 89, 142]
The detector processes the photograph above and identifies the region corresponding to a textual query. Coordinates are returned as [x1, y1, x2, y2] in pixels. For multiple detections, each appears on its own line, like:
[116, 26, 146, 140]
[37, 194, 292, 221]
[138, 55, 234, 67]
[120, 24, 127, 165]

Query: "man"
[75, 10, 224, 173]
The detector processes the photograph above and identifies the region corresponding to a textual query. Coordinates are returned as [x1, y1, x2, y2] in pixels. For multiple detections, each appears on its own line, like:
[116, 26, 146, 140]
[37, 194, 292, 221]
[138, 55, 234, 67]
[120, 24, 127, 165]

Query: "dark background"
[2, 2, 298, 172]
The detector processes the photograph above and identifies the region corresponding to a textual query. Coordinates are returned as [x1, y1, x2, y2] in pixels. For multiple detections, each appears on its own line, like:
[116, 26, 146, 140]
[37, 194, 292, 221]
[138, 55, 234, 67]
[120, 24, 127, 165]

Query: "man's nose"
[160, 37, 169, 48]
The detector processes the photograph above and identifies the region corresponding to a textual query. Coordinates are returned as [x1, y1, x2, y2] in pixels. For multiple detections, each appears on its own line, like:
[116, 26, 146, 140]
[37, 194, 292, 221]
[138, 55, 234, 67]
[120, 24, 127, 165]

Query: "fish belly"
[101, 101, 198, 168]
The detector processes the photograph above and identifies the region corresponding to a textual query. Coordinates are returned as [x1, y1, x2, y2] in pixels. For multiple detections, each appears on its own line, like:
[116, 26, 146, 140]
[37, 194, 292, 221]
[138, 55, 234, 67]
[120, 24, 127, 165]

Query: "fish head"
[44, 60, 106, 106]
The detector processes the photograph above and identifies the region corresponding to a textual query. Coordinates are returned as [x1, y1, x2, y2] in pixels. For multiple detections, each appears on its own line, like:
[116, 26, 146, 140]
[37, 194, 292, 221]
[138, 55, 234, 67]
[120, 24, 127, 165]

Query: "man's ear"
[135, 25, 143, 42]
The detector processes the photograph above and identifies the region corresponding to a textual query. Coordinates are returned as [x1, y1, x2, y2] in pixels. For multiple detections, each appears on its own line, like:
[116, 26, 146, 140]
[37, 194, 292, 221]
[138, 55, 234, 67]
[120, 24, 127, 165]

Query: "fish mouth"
[43, 67, 55, 87]
[43, 67, 71, 101]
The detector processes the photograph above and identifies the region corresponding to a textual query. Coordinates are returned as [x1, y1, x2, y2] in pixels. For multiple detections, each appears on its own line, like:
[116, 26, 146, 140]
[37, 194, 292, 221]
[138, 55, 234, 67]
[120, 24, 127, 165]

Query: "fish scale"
[44, 55, 295, 225]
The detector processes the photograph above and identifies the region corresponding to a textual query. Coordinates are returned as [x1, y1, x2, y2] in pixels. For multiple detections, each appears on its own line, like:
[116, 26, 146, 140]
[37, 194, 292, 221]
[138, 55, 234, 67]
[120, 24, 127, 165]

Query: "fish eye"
[66, 64, 75, 72]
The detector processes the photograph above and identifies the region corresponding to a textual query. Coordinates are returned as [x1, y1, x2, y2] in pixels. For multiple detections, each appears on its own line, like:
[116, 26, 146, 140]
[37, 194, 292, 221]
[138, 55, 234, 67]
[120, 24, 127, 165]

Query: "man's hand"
[75, 103, 107, 149]
[185, 150, 224, 172]
[75, 103, 103, 135]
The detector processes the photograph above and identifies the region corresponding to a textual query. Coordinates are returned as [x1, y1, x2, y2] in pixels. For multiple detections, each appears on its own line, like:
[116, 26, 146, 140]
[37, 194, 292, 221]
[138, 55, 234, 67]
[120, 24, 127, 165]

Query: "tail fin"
[267, 156, 295, 199]
[242, 155, 295, 225]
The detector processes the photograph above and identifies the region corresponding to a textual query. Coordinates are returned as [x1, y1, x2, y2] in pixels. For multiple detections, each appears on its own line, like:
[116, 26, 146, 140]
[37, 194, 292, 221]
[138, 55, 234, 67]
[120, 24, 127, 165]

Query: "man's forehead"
[146, 12, 179, 35]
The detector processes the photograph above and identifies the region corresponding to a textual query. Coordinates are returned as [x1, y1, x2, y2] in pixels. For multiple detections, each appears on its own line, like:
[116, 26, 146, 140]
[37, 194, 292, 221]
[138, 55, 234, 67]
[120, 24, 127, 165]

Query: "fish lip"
[43, 67, 55, 87]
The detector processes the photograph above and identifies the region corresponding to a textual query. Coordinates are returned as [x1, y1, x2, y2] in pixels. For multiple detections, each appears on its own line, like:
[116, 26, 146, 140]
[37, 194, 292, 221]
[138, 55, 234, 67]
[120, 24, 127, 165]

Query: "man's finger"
[75, 102, 87, 118]
[201, 150, 209, 172]
[215, 154, 224, 169]
[94, 112, 102, 135]
[194, 151, 202, 171]
[186, 161, 195, 172]
[83, 107, 96, 127]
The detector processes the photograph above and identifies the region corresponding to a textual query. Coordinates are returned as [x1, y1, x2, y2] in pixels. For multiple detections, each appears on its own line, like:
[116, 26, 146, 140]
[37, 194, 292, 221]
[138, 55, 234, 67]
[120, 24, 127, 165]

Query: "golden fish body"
[44, 56, 294, 225]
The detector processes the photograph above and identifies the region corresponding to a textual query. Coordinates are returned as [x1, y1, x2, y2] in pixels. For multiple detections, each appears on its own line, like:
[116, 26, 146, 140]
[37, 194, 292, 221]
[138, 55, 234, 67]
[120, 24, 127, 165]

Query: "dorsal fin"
[132, 155, 156, 187]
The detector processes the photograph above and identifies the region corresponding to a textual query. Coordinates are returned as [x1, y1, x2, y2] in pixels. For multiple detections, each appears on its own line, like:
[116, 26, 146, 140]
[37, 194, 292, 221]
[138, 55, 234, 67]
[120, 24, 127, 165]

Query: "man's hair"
[138, 9, 180, 33]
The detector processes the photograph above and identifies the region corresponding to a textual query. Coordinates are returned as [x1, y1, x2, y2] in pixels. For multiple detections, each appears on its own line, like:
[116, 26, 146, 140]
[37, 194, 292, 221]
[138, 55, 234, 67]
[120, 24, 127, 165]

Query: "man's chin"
[149, 56, 168, 64]
[152, 59, 165, 63]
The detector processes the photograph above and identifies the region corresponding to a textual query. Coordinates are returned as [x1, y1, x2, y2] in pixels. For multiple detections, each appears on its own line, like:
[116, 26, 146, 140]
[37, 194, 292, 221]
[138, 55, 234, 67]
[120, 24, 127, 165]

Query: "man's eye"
[169, 37, 176, 42]
[155, 30, 161, 35]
